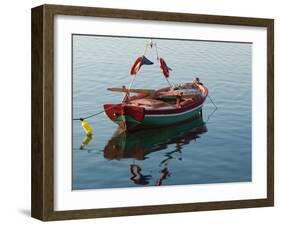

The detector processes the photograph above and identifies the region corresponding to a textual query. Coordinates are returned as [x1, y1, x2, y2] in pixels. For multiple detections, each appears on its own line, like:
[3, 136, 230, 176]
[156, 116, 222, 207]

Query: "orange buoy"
[159, 58, 170, 78]
[130, 57, 143, 75]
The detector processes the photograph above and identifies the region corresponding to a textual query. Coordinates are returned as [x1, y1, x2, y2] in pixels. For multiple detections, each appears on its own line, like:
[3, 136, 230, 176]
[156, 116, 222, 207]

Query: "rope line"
[143, 43, 148, 56]
[207, 94, 218, 109]
[205, 94, 218, 123]
[155, 42, 160, 60]
[205, 107, 218, 123]
[73, 104, 119, 121]
[73, 109, 105, 121]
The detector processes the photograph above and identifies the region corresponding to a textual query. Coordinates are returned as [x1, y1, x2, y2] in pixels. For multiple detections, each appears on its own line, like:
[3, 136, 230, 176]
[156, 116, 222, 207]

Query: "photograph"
[72, 35, 252, 190]
[31, 4, 274, 221]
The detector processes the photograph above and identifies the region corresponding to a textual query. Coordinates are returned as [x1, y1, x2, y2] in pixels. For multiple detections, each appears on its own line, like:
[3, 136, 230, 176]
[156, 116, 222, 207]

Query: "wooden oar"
[107, 87, 156, 94]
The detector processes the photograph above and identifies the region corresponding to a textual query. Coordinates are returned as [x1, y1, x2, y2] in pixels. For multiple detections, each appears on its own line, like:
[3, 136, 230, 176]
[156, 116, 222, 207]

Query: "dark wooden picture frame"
[31, 4, 274, 221]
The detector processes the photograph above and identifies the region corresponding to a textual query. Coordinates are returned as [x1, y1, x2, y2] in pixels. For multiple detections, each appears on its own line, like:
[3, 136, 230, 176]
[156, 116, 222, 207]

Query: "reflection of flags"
[130, 56, 153, 75]
[130, 164, 151, 185]
[159, 58, 172, 78]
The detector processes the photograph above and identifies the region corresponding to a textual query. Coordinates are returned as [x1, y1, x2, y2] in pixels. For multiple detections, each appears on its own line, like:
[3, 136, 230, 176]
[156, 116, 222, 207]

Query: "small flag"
[141, 56, 154, 65]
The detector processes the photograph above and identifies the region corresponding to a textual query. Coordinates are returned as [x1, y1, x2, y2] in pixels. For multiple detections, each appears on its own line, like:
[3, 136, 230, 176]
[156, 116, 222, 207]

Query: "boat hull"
[104, 103, 203, 131]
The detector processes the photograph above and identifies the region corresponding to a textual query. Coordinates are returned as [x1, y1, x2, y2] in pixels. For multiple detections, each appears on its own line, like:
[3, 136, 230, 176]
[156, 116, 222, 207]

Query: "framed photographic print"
[31, 4, 274, 221]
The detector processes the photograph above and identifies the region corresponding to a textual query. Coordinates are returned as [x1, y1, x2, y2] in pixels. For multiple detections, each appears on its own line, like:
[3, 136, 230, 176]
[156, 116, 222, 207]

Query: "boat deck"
[127, 84, 202, 110]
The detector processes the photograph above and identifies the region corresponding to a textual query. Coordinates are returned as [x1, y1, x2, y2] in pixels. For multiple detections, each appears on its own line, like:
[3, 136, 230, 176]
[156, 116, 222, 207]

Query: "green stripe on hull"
[113, 107, 202, 130]
[115, 115, 140, 128]
[142, 107, 202, 126]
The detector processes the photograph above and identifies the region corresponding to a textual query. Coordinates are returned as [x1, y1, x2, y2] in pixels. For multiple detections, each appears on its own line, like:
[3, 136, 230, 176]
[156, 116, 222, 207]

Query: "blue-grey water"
[72, 35, 252, 190]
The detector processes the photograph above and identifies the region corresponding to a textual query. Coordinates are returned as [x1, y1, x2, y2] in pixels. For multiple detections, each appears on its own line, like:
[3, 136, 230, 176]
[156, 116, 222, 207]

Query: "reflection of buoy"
[80, 134, 92, 150]
[80, 118, 92, 136]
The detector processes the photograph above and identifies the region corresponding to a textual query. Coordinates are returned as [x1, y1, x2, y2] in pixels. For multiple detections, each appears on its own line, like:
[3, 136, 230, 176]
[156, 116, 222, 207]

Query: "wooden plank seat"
[130, 98, 166, 108]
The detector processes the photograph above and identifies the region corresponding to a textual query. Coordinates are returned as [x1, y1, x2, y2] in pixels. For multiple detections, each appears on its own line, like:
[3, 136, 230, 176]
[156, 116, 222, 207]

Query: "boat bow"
[104, 104, 145, 131]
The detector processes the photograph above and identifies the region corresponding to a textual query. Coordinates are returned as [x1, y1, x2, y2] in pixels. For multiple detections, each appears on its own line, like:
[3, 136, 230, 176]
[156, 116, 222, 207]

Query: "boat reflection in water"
[104, 114, 207, 186]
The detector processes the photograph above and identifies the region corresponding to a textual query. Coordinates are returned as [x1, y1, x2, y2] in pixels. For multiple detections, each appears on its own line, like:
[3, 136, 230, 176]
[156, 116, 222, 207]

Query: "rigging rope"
[154, 42, 160, 60]
[143, 43, 149, 56]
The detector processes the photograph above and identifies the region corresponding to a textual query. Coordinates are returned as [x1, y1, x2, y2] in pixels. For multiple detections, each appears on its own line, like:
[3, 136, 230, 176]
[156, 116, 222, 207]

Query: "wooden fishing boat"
[104, 82, 208, 131]
[103, 40, 208, 131]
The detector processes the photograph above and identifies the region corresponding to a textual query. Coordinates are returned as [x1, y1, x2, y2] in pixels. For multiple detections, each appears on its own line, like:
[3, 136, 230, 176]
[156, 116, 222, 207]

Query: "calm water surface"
[72, 35, 252, 190]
